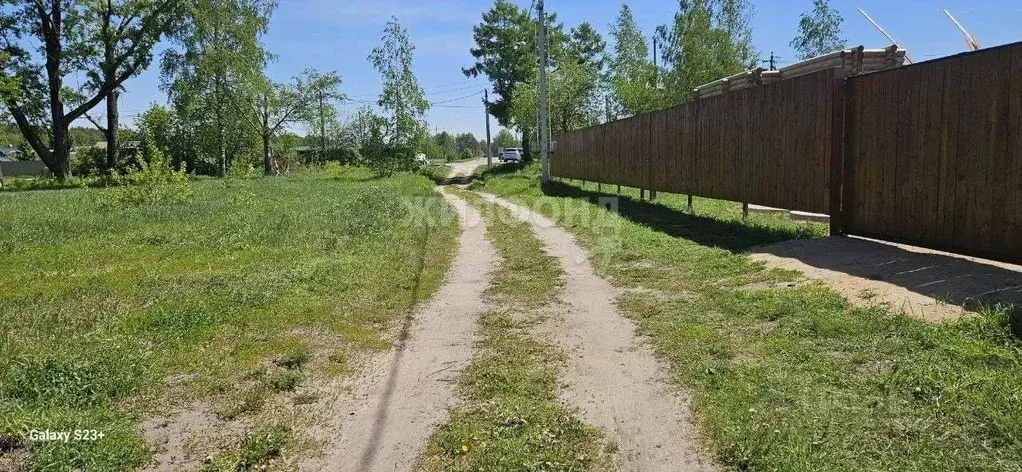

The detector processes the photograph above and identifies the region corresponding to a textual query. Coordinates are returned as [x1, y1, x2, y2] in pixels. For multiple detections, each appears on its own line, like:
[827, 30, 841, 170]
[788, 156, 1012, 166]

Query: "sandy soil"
[479, 193, 717, 472]
[749, 236, 1022, 322]
[300, 189, 497, 471]
[446, 157, 489, 179]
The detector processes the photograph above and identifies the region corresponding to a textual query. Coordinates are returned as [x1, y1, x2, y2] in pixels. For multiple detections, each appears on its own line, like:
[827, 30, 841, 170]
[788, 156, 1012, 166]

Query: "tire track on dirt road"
[478, 192, 717, 472]
[302, 189, 496, 471]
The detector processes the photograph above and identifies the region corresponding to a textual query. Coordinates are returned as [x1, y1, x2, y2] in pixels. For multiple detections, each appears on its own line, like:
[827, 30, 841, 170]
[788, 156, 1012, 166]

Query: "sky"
[90, 0, 1022, 139]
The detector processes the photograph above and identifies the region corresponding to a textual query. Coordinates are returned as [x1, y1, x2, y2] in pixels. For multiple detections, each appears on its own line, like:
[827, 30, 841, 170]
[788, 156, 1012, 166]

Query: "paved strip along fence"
[552, 41, 1022, 263]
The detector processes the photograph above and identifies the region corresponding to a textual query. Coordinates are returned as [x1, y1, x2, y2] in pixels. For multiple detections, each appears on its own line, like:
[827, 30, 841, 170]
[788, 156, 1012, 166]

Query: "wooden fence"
[552, 41, 1022, 262]
[842, 42, 1022, 261]
[553, 68, 839, 214]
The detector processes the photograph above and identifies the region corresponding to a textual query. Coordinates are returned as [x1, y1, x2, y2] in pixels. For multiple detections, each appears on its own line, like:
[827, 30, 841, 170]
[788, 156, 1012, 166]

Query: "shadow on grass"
[537, 180, 819, 253]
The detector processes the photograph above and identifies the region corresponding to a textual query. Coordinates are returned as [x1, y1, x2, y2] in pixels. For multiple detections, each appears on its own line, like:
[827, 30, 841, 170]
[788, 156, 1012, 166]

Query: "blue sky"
[95, 0, 1022, 139]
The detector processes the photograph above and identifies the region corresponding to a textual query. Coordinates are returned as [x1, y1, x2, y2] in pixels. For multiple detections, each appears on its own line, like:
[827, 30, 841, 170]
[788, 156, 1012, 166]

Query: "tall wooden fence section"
[553, 41, 1022, 262]
[842, 43, 1022, 261]
[553, 68, 839, 214]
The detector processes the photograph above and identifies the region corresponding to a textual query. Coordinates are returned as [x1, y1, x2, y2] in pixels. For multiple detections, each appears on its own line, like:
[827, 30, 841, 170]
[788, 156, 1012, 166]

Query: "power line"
[346, 78, 480, 99]
[430, 91, 482, 106]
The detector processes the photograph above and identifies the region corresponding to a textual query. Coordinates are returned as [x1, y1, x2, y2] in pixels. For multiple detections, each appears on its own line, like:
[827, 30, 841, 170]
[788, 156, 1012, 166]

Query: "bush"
[99, 128, 192, 207]
[458, 148, 474, 161]
[72, 147, 106, 177]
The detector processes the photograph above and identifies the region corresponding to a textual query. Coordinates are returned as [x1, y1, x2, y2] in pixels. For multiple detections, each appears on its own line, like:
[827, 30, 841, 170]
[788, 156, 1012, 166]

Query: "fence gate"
[841, 43, 1022, 262]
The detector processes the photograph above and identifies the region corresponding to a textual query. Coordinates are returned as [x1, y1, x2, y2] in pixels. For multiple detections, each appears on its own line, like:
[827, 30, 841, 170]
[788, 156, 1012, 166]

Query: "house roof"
[93, 141, 140, 150]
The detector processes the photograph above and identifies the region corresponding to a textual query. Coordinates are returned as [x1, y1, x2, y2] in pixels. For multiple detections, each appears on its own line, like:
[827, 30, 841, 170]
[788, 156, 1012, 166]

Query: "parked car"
[499, 148, 523, 163]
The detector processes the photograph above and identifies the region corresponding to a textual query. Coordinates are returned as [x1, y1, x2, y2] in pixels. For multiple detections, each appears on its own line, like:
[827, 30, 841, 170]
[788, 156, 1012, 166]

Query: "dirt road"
[479, 193, 716, 472]
[446, 157, 491, 180]
[302, 189, 497, 471]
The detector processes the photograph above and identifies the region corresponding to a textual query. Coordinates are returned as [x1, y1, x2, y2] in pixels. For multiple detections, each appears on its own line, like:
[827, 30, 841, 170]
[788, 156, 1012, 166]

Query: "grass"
[474, 163, 1022, 471]
[0, 166, 459, 470]
[419, 190, 611, 471]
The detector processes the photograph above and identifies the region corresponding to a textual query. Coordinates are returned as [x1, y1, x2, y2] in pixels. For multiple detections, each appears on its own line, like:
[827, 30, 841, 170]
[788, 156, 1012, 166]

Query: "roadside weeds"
[474, 164, 1022, 471]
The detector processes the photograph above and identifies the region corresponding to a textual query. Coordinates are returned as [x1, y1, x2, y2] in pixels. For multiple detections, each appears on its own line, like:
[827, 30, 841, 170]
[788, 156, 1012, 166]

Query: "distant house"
[93, 141, 140, 153]
[0, 146, 22, 162]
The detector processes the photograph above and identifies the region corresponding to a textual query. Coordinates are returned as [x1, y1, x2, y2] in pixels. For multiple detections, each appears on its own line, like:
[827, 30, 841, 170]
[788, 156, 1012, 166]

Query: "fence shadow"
[750, 235, 1022, 314]
[540, 181, 819, 253]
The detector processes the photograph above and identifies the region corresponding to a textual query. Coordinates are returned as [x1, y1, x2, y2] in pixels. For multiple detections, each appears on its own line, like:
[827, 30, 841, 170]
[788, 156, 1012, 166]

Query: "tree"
[791, 0, 846, 60]
[343, 105, 386, 152]
[237, 69, 341, 175]
[302, 69, 344, 162]
[493, 128, 518, 152]
[368, 17, 429, 171]
[0, 0, 181, 179]
[511, 56, 601, 137]
[161, 0, 275, 176]
[465, 0, 567, 157]
[567, 22, 607, 73]
[608, 4, 658, 116]
[653, 0, 758, 106]
[455, 133, 480, 157]
[434, 131, 456, 161]
[138, 103, 175, 155]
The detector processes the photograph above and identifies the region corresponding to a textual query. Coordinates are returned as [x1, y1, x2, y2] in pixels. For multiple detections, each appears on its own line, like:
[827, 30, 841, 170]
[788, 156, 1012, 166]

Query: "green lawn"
[0, 168, 458, 470]
[420, 190, 610, 471]
[473, 163, 1022, 471]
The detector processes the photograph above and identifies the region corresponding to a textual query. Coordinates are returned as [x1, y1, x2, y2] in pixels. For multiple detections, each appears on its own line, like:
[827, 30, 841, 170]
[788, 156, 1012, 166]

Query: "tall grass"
[0, 168, 458, 470]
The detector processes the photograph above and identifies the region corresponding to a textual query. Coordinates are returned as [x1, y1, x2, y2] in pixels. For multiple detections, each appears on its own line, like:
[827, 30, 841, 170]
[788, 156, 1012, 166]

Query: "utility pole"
[653, 35, 658, 87]
[484, 89, 492, 168]
[769, 52, 776, 71]
[538, 0, 550, 184]
[649, 33, 658, 201]
[319, 91, 326, 162]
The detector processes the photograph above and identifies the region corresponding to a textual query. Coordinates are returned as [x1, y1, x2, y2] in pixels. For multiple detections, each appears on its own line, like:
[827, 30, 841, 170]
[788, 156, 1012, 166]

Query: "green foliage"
[161, 0, 276, 176]
[368, 18, 429, 148]
[608, 0, 758, 115]
[275, 347, 312, 370]
[455, 133, 481, 157]
[791, 0, 847, 60]
[434, 131, 457, 161]
[511, 56, 602, 135]
[201, 425, 292, 471]
[608, 4, 656, 116]
[99, 129, 192, 207]
[262, 370, 304, 392]
[493, 129, 519, 152]
[72, 146, 107, 177]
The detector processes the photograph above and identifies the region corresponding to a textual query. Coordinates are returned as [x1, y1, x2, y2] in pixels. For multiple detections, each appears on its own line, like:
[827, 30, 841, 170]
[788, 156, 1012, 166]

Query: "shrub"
[262, 370, 304, 392]
[99, 128, 192, 208]
[72, 147, 106, 177]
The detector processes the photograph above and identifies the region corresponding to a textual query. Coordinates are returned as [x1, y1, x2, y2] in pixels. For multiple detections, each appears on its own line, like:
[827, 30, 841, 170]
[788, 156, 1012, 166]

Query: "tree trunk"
[263, 132, 272, 176]
[51, 124, 72, 180]
[522, 133, 532, 160]
[105, 90, 119, 172]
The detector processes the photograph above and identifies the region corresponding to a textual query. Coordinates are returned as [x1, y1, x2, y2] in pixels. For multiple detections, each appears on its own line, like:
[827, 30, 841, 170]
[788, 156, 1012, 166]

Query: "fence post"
[829, 73, 847, 236]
